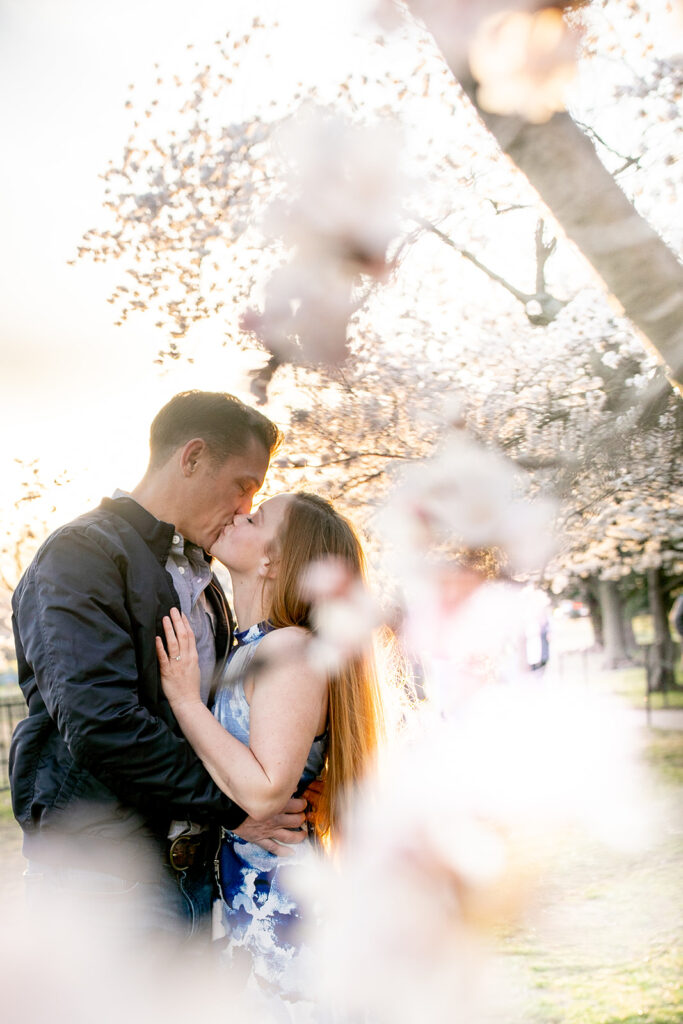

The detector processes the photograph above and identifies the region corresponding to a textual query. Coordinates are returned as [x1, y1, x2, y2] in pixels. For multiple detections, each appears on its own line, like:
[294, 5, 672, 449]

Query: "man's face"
[177, 440, 270, 551]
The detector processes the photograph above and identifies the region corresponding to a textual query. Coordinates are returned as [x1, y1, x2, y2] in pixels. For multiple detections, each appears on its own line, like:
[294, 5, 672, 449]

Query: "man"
[10, 391, 307, 939]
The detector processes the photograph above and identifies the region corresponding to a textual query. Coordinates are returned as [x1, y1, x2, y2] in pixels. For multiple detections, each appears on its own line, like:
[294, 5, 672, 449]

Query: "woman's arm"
[157, 609, 327, 821]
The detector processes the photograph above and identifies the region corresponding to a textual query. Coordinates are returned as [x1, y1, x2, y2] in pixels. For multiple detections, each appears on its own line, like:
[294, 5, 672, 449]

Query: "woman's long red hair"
[266, 492, 383, 843]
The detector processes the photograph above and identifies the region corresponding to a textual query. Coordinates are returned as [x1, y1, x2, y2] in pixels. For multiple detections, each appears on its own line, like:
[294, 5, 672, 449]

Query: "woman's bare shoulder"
[252, 626, 323, 692]
[257, 625, 312, 657]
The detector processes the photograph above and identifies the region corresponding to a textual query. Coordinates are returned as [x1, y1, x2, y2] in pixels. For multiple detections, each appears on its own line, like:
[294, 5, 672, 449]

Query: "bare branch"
[534, 219, 557, 296]
[573, 121, 641, 176]
[418, 217, 532, 305]
[332, 468, 388, 498]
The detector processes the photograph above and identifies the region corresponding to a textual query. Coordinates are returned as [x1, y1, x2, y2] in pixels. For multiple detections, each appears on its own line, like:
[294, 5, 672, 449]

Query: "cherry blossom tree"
[75, 0, 683, 682]
[0, 462, 71, 679]
[407, 0, 683, 386]
[0, 461, 70, 595]
[80, 3, 683, 391]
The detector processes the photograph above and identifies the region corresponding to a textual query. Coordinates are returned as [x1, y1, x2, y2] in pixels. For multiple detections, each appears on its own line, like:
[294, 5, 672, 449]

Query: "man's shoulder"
[12, 505, 122, 607]
[40, 502, 127, 545]
[29, 502, 146, 572]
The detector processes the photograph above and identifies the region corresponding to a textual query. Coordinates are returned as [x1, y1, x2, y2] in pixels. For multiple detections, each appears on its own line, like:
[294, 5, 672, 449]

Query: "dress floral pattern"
[212, 621, 326, 1004]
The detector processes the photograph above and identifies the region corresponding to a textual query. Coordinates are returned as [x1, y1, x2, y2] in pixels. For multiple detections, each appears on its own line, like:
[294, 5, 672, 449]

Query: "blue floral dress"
[212, 621, 327, 1000]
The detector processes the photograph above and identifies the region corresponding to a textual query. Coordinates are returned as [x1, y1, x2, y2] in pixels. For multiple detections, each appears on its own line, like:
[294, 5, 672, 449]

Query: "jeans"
[25, 858, 214, 945]
[175, 860, 215, 939]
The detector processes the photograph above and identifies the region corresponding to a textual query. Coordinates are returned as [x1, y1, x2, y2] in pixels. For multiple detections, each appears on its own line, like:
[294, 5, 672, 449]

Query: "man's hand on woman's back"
[233, 796, 307, 856]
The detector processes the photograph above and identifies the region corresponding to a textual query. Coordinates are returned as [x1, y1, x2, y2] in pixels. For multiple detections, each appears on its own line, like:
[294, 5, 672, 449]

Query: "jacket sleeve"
[18, 525, 246, 829]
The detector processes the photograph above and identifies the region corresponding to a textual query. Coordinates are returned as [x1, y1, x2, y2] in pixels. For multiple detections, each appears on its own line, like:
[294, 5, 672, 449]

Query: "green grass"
[590, 664, 683, 711]
[504, 925, 683, 1024]
[552, 619, 683, 710]
[641, 730, 683, 786]
[496, 725, 683, 1024]
[0, 787, 15, 824]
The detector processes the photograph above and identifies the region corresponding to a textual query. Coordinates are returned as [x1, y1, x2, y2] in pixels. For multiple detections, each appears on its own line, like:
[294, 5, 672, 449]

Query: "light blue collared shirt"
[113, 491, 217, 704]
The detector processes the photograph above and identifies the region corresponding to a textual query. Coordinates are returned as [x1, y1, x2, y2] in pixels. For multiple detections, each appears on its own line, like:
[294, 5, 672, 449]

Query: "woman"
[157, 492, 383, 997]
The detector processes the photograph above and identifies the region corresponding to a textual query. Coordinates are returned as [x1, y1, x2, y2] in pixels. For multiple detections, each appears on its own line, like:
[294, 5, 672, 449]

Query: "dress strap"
[234, 620, 274, 646]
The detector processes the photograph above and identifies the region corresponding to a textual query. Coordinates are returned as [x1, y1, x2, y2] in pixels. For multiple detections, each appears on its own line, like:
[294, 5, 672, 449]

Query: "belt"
[165, 829, 214, 873]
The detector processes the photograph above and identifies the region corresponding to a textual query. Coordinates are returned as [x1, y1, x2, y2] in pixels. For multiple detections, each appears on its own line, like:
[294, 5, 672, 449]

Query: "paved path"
[628, 706, 683, 730]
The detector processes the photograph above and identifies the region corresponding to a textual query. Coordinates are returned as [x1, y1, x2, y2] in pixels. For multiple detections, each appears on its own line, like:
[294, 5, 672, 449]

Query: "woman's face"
[209, 493, 293, 575]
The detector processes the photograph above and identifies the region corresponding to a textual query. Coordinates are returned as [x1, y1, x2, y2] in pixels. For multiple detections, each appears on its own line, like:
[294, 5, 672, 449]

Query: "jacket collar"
[100, 496, 177, 565]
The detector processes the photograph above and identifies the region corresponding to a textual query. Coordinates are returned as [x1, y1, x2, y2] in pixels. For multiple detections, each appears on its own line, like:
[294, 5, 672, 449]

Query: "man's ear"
[179, 438, 206, 477]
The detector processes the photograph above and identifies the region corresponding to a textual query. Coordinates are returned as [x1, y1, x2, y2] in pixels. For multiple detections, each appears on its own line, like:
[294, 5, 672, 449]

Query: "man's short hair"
[148, 391, 282, 469]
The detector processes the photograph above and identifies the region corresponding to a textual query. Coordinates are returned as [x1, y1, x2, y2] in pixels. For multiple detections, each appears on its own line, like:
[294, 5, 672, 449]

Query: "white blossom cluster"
[242, 109, 407, 366]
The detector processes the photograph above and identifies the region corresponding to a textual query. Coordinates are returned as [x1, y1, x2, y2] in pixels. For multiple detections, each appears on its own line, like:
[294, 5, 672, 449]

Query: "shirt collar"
[101, 494, 173, 565]
[169, 529, 208, 568]
[106, 490, 213, 566]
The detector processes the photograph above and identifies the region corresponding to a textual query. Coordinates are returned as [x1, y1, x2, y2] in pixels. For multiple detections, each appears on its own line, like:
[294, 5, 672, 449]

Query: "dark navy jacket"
[9, 496, 245, 870]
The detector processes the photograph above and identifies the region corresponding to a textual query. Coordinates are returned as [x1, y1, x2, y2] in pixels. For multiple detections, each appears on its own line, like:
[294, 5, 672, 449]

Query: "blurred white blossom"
[242, 108, 406, 365]
[293, 673, 646, 1024]
[1, 879, 263, 1024]
[378, 427, 557, 581]
[268, 110, 405, 270]
[300, 556, 384, 671]
[469, 8, 580, 122]
[241, 257, 359, 366]
[381, 1, 579, 124]
[395, 1, 527, 69]
[406, 577, 541, 708]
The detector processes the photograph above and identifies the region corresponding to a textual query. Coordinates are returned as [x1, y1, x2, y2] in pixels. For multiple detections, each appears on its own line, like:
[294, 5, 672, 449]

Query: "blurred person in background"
[526, 588, 551, 674]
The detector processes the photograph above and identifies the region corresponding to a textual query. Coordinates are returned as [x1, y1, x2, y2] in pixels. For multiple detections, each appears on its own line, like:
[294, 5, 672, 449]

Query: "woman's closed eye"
[246, 516, 254, 524]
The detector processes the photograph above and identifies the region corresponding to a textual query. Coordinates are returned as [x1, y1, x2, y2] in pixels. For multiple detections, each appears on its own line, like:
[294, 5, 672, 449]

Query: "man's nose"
[235, 494, 253, 515]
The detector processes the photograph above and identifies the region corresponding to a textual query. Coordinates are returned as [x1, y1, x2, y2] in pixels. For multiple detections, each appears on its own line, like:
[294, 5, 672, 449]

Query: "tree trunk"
[416, 11, 683, 388]
[597, 579, 631, 669]
[581, 577, 603, 650]
[646, 567, 676, 694]
[622, 613, 638, 659]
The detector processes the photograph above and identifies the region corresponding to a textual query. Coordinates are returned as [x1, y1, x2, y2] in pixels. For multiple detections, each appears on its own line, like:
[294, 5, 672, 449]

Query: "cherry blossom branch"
[573, 120, 642, 177]
[418, 217, 531, 305]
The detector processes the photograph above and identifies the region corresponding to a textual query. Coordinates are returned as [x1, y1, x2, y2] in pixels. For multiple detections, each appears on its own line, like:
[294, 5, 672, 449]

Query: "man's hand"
[232, 796, 307, 856]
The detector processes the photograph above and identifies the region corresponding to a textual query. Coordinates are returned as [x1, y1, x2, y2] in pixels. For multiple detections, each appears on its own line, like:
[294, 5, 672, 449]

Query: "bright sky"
[0, 0, 374, 526]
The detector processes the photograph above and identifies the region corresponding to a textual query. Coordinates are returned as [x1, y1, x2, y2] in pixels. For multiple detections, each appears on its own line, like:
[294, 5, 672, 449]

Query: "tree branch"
[573, 120, 641, 176]
[417, 217, 532, 305]
[534, 219, 556, 296]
